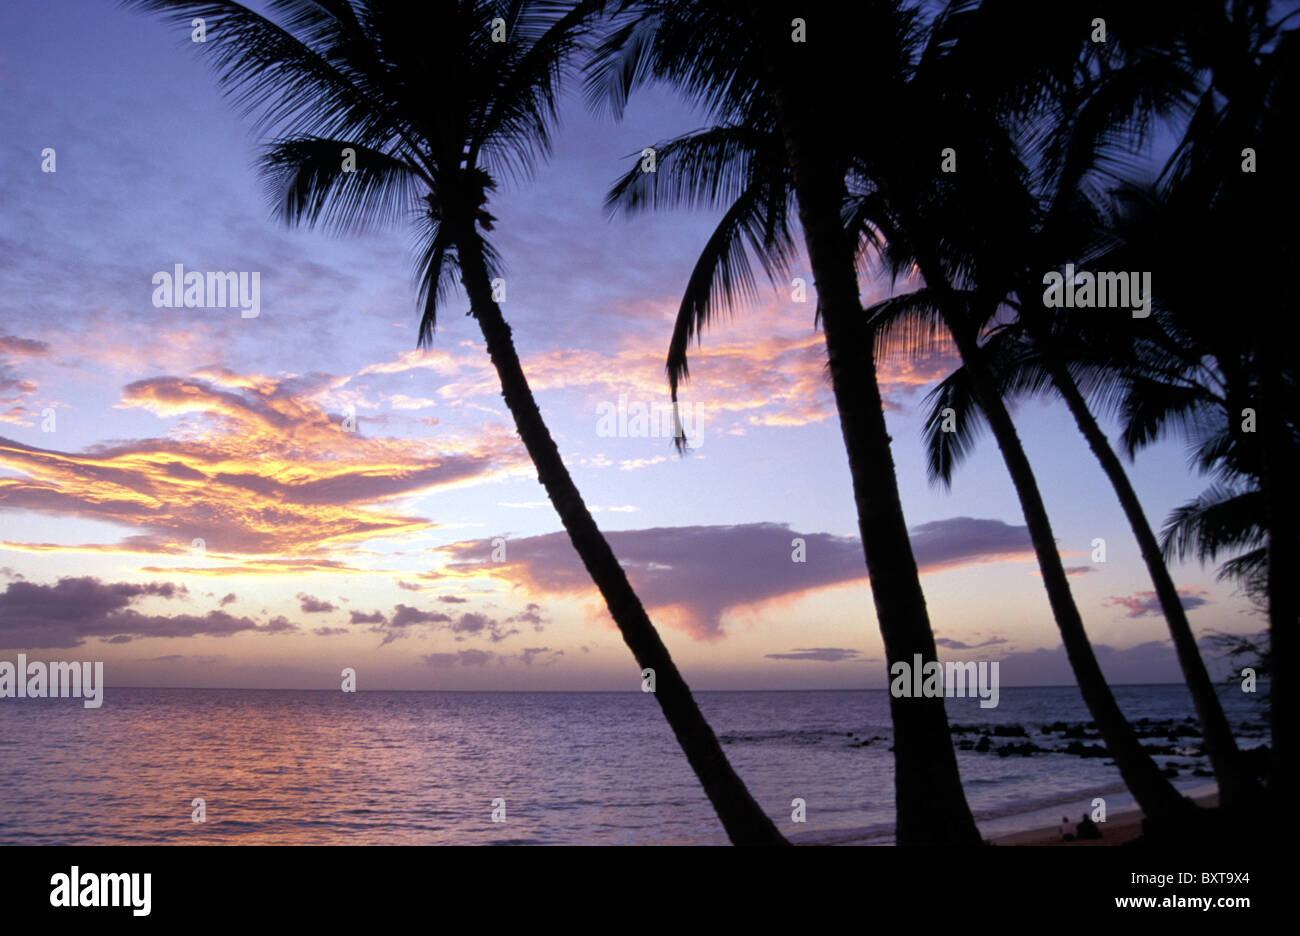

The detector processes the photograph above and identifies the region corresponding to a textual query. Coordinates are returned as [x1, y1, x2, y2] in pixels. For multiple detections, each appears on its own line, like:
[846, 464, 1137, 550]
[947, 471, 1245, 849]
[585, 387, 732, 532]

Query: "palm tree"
[872, 5, 1262, 804]
[1049, 0, 1300, 803]
[592, 0, 983, 845]
[916, 306, 1260, 801]
[127, 0, 785, 845]
[1087, 94, 1299, 804]
[842, 2, 1208, 823]
[1137, 0, 1300, 805]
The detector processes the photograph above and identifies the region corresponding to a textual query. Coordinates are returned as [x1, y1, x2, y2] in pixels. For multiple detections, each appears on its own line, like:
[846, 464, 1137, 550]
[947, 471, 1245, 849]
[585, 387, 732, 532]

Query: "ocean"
[0, 685, 1267, 845]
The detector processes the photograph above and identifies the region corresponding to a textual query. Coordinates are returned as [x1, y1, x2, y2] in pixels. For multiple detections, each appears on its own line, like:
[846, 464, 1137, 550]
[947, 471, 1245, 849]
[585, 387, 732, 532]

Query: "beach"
[988, 789, 1221, 846]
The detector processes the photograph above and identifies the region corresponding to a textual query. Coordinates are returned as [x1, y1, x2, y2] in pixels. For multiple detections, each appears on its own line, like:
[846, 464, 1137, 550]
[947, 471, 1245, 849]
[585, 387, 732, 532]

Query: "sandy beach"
[989, 789, 1221, 846]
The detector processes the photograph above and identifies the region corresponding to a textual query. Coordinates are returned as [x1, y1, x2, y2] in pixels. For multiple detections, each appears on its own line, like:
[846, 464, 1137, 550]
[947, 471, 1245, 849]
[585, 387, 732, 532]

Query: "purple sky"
[0, 0, 1257, 690]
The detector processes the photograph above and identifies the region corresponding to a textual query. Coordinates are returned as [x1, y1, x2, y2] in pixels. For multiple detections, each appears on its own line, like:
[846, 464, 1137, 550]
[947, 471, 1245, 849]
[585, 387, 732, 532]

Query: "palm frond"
[921, 365, 986, 488]
[262, 136, 422, 234]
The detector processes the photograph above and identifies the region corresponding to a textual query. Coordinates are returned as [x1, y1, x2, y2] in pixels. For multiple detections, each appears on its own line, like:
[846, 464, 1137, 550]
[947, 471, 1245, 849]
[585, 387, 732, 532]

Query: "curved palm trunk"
[770, 100, 981, 846]
[1025, 330, 1257, 807]
[930, 284, 1194, 823]
[455, 233, 786, 846]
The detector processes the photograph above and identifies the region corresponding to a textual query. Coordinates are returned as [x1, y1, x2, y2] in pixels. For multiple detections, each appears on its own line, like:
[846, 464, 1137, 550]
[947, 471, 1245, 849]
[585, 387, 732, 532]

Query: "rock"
[1064, 740, 1110, 758]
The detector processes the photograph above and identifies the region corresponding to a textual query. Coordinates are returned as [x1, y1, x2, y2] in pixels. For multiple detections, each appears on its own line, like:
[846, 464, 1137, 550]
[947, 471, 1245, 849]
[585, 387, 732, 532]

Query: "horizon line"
[50, 681, 1245, 693]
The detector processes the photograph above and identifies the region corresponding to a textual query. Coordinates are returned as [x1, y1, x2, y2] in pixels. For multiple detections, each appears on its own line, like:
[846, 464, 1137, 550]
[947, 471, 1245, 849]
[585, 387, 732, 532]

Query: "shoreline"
[987, 788, 1220, 846]
[788, 784, 1221, 846]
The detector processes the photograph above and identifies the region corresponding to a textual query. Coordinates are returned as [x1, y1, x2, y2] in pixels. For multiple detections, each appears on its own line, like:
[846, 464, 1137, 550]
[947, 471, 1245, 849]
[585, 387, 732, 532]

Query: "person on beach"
[1076, 814, 1102, 840]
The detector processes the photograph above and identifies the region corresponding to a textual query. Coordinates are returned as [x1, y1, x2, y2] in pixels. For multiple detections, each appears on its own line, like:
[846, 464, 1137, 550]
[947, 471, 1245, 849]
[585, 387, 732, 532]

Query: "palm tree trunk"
[930, 286, 1194, 823]
[454, 232, 786, 846]
[770, 97, 981, 846]
[1021, 316, 1257, 807]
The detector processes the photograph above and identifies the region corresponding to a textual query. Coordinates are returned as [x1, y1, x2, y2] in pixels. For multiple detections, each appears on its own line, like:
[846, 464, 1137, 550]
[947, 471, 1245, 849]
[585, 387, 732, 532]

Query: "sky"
[0, 0, 1261, 691]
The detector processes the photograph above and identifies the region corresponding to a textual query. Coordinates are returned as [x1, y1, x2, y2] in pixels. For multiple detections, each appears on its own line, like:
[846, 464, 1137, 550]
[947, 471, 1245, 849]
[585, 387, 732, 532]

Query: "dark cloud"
[262, 615, 299, 634]
[390, 605, 453, 628]
[764, 647, 867, 663]
[372, 604, 454, 645]
[367, 602, 537, 646]
[312, 626, 350, 637]
[505, 602, 545, 631]
[437, 518, 1034, 641]
[519, 647, 562, 665]
[0, 576, 266, 648]
[422, 649, 497, 667]
[0, 335, 51, 356]
[219, 592, 237, 606]
[137, 653, 227, 665]
[1104, 589, 1210, 619]
[438, 595, 468, 603]
[452, 612, 490, 633]
[995, 636, 1240, 685]
[935, 636, 1008, 650]
[296, 593, 337, 614]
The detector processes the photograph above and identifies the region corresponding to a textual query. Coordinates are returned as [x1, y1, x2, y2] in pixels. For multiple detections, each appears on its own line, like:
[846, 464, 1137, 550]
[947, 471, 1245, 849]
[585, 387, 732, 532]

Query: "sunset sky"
[0, 0, 1256, 691]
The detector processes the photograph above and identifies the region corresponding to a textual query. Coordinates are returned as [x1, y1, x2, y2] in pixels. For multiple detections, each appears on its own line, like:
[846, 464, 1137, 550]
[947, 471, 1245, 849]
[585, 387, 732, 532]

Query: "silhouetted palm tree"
[1125, 0, 1300, 804]
[1046, 0, 1300, 804]
[846, 1, 1208, 822]
[127, 0, 785, 845]
[873, 0, 1262, 805]
[912, 309, 1259, 807]
[593, 0, 982, 845]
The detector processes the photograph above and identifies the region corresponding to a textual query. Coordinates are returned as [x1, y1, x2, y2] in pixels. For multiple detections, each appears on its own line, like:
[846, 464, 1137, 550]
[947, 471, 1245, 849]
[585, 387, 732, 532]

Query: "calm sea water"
[0, 686, 1267, 845]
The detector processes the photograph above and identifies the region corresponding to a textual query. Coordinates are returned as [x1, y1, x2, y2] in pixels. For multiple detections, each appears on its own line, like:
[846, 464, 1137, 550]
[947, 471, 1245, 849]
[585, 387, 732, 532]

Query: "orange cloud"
[0, 372, 529, 571]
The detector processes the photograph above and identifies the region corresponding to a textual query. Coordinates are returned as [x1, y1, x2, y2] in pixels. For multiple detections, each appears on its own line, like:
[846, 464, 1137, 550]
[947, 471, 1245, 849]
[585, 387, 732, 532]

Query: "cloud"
[0, 371, 527, 568]
[312, 626, 350, 637]
[505, 602, 546, 631]
[452, 612, 491, 633]
[219, 592, 237, 606]
[764, 647, 868, 663]
[422, 649, 497, 667]
[262, 615, 300, 634]
[519, 647, 562, 665]
[0, 335, 51, 356]
[434, 518, 1034, 640]
[994, 636, 1241, 685]
[297, 593, 337, 614]
[389, 605, 453, 627]
[935, 636, 1008, 650]
[357, 296, 957, 438]
[0, 335, 46, 427]
[1103, 589, 1210, 619]
[370, 603, 532, 646]
[0, 575, 266, 649]
[136, 653, 227, 665]
[349, 609, 386, 625]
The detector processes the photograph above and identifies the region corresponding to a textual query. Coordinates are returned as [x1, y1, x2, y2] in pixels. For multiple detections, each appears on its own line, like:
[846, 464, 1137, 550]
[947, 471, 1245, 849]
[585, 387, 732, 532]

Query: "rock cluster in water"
[942, 716, 1237, 775]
